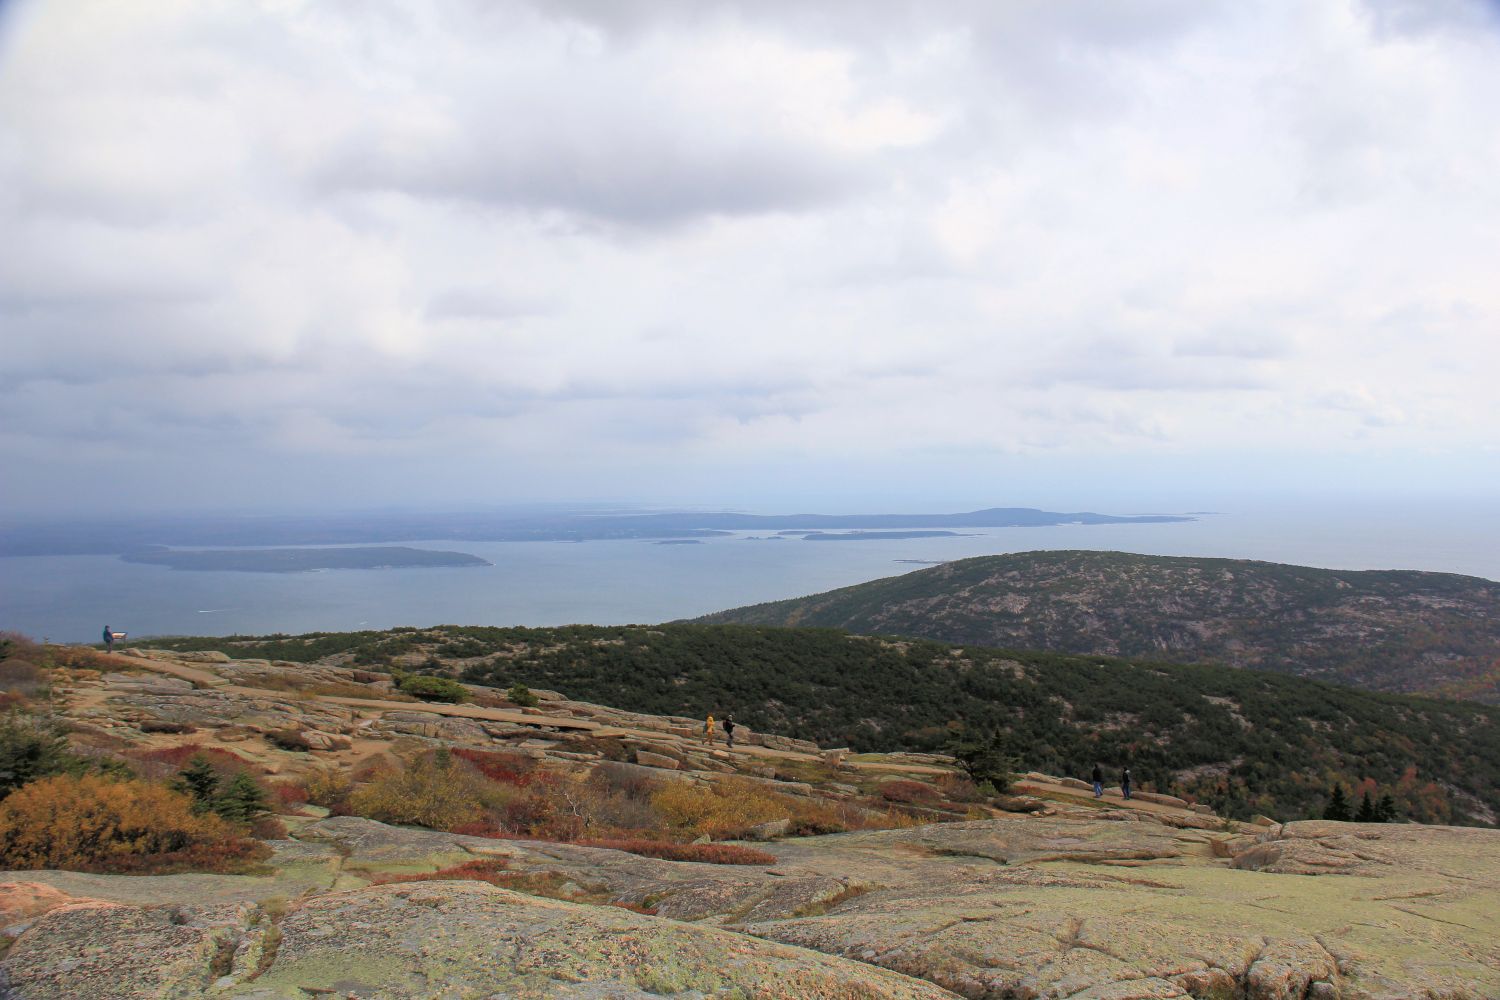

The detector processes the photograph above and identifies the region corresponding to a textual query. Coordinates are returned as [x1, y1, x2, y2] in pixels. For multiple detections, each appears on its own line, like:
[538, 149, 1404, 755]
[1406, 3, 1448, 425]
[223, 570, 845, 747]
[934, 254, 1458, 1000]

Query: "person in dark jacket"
[1121, 767, 1132, 800]
[103, 625, 115, 653]
[723, 714, 736, 748]
[1091, 764, 1104, 798]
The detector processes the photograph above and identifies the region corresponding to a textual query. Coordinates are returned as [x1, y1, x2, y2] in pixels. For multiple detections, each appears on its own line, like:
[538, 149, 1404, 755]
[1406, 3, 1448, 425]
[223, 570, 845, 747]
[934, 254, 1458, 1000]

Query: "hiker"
[723, 714, 736, 748]
[705, 713, 715, 745]
[102, 625, 118, 653]
[1121, 767, 1132, 801]
[1091, 763, 1104, 798]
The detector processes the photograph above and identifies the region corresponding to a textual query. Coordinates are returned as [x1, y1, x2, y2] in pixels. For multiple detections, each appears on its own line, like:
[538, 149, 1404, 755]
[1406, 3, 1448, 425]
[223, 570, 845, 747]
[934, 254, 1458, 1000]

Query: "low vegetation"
[0, 774, 267, 874]
[132, 621, 1500, 825]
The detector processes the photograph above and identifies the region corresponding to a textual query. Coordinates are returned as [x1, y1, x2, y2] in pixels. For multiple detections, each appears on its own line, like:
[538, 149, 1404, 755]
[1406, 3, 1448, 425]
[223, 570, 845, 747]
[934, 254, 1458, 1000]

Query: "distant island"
[121, 546, 491, 573]
[801, 530, 965, 541]
[654, 539, 703, 545]
[1, 506, 1194, 556]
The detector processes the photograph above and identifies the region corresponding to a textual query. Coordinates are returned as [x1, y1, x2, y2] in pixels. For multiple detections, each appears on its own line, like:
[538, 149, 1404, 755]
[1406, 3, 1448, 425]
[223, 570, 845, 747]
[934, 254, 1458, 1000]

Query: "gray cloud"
[1, 0, 1497, 513]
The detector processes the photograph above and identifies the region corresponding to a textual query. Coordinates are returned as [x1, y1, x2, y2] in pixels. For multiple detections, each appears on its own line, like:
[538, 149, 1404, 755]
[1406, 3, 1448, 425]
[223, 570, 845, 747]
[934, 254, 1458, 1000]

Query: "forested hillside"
[136, 623, 1500, 827]
[697, 550, 1500, 703]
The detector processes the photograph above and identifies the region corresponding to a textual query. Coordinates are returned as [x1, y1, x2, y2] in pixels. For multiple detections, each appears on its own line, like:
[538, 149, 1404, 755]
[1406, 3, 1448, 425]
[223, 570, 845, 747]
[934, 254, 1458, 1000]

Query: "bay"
[3, 499, 1497, 644]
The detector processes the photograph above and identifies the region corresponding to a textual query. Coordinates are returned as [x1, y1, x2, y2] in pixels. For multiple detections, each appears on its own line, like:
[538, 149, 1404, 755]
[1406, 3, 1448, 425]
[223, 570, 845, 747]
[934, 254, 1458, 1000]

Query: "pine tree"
[1323, 784, 1351, 821]
[946, 728, 1017, 794]
[213, 771, 268, 824]
[1354, 790, 1377, 823]
[172, 756, 220, 813]
[1376, 792, 1399, 823]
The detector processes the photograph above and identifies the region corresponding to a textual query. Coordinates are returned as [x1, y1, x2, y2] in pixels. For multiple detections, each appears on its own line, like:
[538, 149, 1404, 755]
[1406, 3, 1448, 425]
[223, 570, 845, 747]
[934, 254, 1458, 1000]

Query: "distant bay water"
[4, 500, 1497, 644]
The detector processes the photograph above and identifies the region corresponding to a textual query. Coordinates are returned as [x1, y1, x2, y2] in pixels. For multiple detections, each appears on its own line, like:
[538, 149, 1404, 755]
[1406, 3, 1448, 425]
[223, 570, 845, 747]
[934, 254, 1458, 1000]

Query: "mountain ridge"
[695, 549, 1500, 703]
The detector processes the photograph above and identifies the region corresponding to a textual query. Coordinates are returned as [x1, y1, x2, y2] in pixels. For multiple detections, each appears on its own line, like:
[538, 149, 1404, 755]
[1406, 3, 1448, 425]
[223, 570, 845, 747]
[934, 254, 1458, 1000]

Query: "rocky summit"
[0, 647, 1496, 999]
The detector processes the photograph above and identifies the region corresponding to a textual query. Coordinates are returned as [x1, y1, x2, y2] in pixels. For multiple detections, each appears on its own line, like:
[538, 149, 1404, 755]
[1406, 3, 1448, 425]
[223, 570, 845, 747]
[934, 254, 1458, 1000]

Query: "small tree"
[172, 756, 220, 814]
[507, 683, 539, 708]
[214, 772, 269, 824]
[1323, 784, 1351, 821]
[946, 728, 1016, 794]
[0, 713, 82, 798]
[396, 674, 470, 703]
[1375, 792, 1399, 823]
[1354, 790, 1378, 823]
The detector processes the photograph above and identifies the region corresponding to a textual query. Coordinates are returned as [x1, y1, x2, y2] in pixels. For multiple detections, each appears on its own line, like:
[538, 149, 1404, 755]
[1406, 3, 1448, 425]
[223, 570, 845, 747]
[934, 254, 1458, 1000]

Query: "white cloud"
[1, 0, 1498, 513]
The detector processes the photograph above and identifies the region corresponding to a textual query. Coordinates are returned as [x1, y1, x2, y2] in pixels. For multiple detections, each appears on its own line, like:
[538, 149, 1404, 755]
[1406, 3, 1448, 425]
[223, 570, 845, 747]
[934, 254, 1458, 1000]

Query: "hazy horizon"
[3, 1, 1499, 520]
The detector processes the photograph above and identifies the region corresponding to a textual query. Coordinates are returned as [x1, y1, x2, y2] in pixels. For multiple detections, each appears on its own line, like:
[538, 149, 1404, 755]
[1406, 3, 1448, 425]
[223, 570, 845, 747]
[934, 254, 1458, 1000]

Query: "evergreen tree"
[946, 728, 1017, 794]
[1354, 790, 1377, 823]
[213, 771, 269, 824]
[172, 756, 220, 813]
[1376, 792, 1399, 823]
[1323, 784, 1351, 821]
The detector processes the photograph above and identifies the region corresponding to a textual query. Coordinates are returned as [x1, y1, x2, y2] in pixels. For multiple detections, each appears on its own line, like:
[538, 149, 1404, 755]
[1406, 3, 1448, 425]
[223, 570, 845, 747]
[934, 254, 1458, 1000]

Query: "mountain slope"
[696, 550, 1500, 703]
[135, 623, 1500, 826]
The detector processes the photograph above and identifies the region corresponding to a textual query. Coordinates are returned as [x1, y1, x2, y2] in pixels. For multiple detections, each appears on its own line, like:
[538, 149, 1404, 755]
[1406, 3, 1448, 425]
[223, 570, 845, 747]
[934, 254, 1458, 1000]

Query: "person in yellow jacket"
[704, 713, 715, 745]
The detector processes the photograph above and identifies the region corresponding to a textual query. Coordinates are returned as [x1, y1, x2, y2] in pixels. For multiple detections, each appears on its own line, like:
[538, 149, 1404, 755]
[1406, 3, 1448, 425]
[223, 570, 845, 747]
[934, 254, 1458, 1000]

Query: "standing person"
[1121, 767, 1132, 801]
[705, 713, 715, 745]
[102, 625, 115, 653]
[723, 714, 736, 749]
[1091, 763, 1104, 798]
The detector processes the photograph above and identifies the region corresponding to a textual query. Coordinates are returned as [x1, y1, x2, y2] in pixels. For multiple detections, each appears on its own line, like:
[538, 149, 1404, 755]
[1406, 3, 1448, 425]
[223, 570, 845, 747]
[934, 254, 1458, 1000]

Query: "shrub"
[302, 767, 353, 809]
[368, 858, 510, 887]
[139, 721, 196, 734]
[507, 683, 540, 708]
[650, 777, 789, 840]
[579, 839, 775, 866]
[270, 782, 310, 807]
[450, 748, 538, 787]
[347, 751, 503, 830]
[396, 674, 470, 703]
[0, 774, 264, 873]
[878, 779, 942, 804]
[128, 744, 253, 782]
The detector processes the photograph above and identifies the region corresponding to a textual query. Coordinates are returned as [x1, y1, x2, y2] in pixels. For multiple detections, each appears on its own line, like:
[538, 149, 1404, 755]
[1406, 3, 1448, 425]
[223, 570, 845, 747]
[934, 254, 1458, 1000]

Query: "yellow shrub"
[347, 752, 506, 830]
[650, 777, 790, 839]
[0, 774, 238, 870]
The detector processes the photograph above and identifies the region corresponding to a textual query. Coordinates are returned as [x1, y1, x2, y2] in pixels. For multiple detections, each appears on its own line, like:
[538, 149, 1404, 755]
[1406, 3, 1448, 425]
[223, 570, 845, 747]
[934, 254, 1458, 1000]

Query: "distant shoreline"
[121, 545, 491, 573]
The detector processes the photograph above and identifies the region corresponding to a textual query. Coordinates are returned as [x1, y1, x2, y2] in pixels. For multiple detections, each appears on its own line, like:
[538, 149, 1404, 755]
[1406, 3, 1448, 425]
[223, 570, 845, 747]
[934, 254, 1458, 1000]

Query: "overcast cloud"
[2, 0, 1498, 514]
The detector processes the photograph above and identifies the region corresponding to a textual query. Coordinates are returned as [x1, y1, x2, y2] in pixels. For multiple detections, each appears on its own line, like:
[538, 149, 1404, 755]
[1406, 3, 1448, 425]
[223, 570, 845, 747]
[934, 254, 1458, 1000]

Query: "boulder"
[743, 818, 792, 841]
[634, 750, 681, 770]
[1132, 791, 1190, 809]
[1057, 777, 1094, 791]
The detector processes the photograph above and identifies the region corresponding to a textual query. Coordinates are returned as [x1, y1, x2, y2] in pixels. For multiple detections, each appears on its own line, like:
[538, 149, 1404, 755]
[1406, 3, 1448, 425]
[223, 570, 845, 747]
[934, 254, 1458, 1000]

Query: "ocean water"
[3, 501, 1497, 644]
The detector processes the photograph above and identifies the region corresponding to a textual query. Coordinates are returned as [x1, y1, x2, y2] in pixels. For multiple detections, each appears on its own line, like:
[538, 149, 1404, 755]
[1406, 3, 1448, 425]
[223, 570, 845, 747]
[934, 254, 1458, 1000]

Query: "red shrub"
[579, 839, 775, 866]
[368, 859, 510, 887]
[451, 748, 538, 787]
[878, 780, 942, 805]
[129, 744, 254, 781]
[270, 782, 309, 806]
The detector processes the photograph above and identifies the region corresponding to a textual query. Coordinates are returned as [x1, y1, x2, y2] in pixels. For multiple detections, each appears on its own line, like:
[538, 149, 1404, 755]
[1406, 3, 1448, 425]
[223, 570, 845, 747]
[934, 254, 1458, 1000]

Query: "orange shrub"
[650, 777, 789, 839]
[348, 752, 508, 830]
[0, 774, 264, 873]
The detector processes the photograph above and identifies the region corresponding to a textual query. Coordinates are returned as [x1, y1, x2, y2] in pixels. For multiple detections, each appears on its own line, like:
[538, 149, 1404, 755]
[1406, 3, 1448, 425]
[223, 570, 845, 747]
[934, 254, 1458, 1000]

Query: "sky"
[2, 0, 1498, 517]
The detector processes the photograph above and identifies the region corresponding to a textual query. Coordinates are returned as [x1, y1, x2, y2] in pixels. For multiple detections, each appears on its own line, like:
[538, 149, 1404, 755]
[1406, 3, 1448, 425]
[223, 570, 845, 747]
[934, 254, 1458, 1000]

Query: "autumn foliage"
[0, 774, 266, 873]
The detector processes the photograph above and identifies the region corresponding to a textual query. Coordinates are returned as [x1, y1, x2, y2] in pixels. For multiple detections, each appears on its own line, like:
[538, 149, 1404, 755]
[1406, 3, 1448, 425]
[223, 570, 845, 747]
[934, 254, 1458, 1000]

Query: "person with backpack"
[723, 714, 736, 748]
[1121, 767, 1132, 801]
[1091, 764, 1104, 798]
